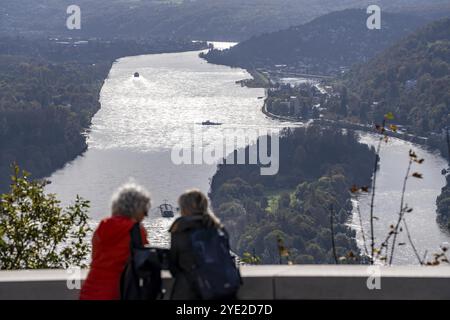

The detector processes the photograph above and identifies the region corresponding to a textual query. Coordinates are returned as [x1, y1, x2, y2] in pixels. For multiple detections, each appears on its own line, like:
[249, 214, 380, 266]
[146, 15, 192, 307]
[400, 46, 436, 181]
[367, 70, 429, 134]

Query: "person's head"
[178, 189, 208, 217]
[111, 183, 151, 222]
[178, 189, 221, 226]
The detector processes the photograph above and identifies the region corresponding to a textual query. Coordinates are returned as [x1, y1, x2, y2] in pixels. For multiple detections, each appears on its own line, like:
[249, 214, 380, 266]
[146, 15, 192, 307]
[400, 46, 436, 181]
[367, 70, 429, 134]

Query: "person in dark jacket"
[80, 183, 151, 300]
[169, 189, 223, 300]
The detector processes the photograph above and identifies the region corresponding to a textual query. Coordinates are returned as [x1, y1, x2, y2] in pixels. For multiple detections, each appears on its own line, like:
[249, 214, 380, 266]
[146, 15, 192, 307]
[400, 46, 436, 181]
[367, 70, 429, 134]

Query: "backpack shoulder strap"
[130, 222, 143, 250]
[220, 227, 230, 239]
[219, 227, 231, 249]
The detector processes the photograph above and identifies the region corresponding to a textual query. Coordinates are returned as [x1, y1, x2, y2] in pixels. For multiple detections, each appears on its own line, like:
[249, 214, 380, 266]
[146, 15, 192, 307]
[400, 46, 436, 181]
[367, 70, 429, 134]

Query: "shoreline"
[254, 74, 441, 155]
[254, 74, 450, 243]
[38, 42, 210, 182]
[199, 42, 447, 160]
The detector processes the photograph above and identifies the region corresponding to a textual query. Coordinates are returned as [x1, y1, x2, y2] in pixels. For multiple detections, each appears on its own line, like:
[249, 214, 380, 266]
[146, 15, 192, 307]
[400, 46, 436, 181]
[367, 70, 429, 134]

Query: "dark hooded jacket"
[168, 214, 222, 300]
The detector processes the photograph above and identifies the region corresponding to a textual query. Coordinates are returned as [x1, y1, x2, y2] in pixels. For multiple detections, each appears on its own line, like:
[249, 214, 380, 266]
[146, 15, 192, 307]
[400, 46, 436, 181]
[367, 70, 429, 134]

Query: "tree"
[210, 126, 375, 264]
[337, 86, 349, 117]
[0, 165, 91, 269]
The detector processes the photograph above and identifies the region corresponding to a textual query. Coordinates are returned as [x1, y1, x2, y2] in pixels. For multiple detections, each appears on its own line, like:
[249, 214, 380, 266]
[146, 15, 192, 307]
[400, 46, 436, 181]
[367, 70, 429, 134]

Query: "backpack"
[120, 223, 167, 300]
[189, 226, 242, 300]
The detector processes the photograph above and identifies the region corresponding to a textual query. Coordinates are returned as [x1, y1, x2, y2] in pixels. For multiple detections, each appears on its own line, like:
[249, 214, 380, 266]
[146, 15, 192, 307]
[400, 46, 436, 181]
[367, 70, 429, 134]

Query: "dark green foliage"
[209, 126, 375, 264]
[0, 165, 91, 269]
[0, 37, 205, 64]
[340, 18, 450, 135]
[0, 37, 205, 191]
[437, 175, 450, 229]
[322, 18, 450, 231]
[0, 54, 106, 190]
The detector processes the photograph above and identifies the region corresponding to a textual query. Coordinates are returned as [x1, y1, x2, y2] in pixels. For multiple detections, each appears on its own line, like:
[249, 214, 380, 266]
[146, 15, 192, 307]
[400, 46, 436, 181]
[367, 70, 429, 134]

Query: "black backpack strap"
[220, 227, 230, 240]
[128, 223, 143, 299]
[219, 227, 232, 251]
[130, 222, 143, 250]
[120, 225, 137, 300]
[220, 227, 243, 285]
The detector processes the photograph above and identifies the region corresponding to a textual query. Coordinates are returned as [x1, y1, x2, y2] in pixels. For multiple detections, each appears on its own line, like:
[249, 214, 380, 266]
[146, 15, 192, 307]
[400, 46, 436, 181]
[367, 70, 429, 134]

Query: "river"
[45, 43, 449, 263]
[350, 134, 449, 265]
[45, 42, 289, 247]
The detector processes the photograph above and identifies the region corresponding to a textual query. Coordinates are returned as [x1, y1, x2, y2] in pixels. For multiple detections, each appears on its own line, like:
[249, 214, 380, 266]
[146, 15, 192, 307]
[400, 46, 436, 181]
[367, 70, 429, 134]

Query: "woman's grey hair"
[111, 183, 151, 218]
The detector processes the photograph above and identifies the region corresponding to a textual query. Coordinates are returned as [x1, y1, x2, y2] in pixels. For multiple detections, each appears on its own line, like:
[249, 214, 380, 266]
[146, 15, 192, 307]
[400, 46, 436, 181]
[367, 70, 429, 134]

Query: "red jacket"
[80, 216, 148, 300]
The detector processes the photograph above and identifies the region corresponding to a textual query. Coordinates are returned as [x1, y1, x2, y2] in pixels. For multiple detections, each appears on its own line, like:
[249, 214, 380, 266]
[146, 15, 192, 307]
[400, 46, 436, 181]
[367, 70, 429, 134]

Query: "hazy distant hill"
[202, 9, 430, 74]
[2, 0, 450, 41]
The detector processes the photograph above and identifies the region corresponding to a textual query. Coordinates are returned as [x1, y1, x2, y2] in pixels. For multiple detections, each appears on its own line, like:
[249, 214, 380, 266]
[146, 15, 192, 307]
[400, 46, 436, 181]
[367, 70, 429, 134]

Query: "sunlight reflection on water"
[47, 44, 292, 248]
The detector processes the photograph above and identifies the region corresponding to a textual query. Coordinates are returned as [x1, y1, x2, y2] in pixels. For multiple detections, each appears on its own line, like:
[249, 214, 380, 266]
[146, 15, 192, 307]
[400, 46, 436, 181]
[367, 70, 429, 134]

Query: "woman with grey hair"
[80, 183, 151, 300]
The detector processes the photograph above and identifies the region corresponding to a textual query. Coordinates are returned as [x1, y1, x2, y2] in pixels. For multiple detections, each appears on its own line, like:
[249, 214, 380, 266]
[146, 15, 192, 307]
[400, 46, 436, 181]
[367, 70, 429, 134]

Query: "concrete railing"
[1, 265, 450, 300]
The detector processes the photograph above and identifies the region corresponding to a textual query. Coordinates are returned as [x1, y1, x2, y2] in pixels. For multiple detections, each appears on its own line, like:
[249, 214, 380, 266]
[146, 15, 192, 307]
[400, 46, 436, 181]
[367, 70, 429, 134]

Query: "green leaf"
[0, 165, 91, 270]
[384, 112, 395, 120]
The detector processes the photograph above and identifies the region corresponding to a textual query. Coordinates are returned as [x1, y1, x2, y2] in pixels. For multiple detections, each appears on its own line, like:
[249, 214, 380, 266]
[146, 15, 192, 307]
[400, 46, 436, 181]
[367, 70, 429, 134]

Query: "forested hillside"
[323, 18, 450, 230]
[437, 175, 450, 230]
[2, 0, 449, 41]
[338, 18, 450, 135]
[0, 37, 205, 190]
[209, 126, 375, 264]
[202, 9, 429, 74]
